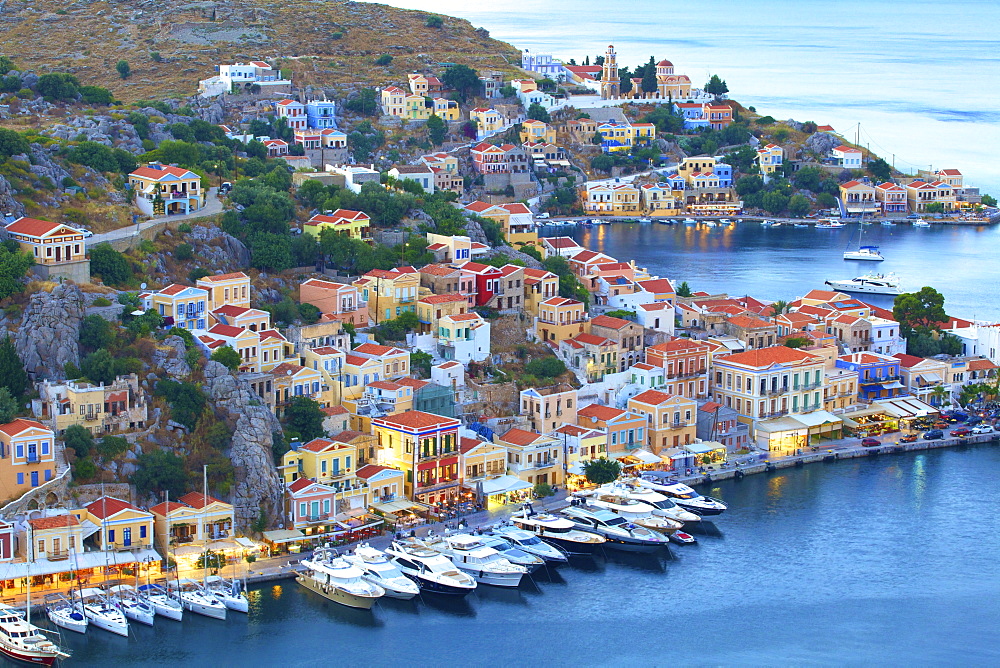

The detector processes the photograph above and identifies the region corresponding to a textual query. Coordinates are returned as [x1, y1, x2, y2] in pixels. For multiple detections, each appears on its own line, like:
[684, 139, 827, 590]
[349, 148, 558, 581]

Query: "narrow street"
[86, 188, 224, 247]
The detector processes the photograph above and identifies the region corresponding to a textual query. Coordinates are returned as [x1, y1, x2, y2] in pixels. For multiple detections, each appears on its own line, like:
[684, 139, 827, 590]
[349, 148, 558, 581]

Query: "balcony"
[26, 453, 39, 463]
[306, 514, 331, 523]
[860, 374, 900, 385]
[801, 381, 824, 390]
[668, 370, 705, 380]
[417, 478, 459, 493]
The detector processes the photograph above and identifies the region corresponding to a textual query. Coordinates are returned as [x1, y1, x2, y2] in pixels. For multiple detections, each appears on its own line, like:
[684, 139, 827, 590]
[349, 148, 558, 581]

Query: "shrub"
[115, 60, 131, 79]
[425, 15, 443, 28]
[331, 32, 343, 40]
[375, 55, 393, 67]
[174, 243, 193, 261]
[177, 223, 192, 234]
[92, 297, 112, 307]
[524, 356, 566, 378]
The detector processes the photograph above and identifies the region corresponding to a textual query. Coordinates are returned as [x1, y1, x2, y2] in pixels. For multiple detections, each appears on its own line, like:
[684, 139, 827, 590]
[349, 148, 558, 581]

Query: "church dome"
[657, 59, 673, 67]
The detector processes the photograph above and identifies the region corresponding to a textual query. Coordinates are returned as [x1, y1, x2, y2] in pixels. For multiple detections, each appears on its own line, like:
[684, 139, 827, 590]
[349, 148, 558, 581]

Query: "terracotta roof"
[637, 278, 674, 294]
[396, 378, 429, 391]
[542, 237, 579, 249]
[419, 293, 467, 305]
[699, 401, 723, 413]
[893, 353, 925, 368]
[727, 315, 773, 330]
[329, 430, 367, 443]
[446, 313, 481, 322]
[573, 333, 613, 346]
[198, 272, 248, 283]
[5, 217, 67, 237]
[459, 437, 486, 454]
[553, 424, 588, 437]
[212, 304, 251, 317]
[130, 165, 198, 180]
[149, 500, 189, 516]
[86, 496, 140, 519]
[834, 145, 861, 153]
[178, 492, 226, 509]
[375, 410, 458, 430]
[354, 342, 403, 356]
[321, 405, 350, 416]
[590, 315, 633, 330]
[356, 464, 396, 479]
[500, 428, 545, 446]
[498, 203, 531, 215]
[968, 359, 997, 371]
[270, 362, 308, 376]
[648, 338, 710, 353]
[577, 404, 625, 421]
[310, 346, 342, 356]
[287, 478, 315, 493]
[420, 264, 460, 277]
[630, 389, 677, 405]
[207, 323, 245, 338]
[717, 346, 821, 368]
[541, 296, 580, 307]
[0, 419, 49, 437]
[29, 515, 79, 530]
[368, 380, 403, 391]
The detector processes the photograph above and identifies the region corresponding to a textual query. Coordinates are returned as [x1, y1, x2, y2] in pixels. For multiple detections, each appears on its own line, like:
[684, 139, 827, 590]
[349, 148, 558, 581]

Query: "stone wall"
[33, 259, 91, 284]
[14, 283, 84, 381]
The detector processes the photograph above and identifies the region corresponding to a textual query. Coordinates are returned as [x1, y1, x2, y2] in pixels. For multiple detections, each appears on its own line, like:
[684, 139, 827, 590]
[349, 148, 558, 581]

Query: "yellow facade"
[4, 218, 87, 266]
[80, 497, 155, 551]
[196, 272, 252, 312]
[353, 268, 420, 324]
[470, 108, 505, 135]
[534, 297, 588, 343]
[461, 439, 507, 482]
[584, 183, 641, 214]
[627, 391, 697, 454]
[0, 420, 58, 501]
[280, 437, 358, 485]
[520, 120, 557, 145]
[303, 210, 371, 241]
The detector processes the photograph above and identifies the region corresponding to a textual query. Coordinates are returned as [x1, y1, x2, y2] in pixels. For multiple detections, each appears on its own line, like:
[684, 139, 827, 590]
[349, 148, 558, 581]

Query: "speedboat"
[108, 584, 155, 626]
[344, 544, 420, 600]
[423, 534, 527, 587]
[913, 218, 931, 227]
[298, 546, 385, 609]
[761, 220, 774, 227]
[703, 220, 717, 228]
[203, 575, 249, 613]
[575, 489, 682, 533]
[170, 579, 227, 620]
[559, 506, 671, 553]
[719, 218, 731, 225]
[683, 218, 696, 225]
[0, 603, 69, 665]
[488, 525, 569, 564]
[510, 509, 607, 555]
[637, 474, 728, 516]
[670, 531, 698, 545]
[606, 481, 703, 525]
[137, 583, 183, 621]
[474, 534, 546, 572]
[44, 593, 88, 634]
[816, 218, 845, 228]
[793, 223, 809, 228]
[72, 587, 129, 636]
[638, 217, 651, 223]
[843, 245, 884, 261]
[384, 540, 478, 596]
[824, 272, 902, 295]
[880, 219, 894, 226]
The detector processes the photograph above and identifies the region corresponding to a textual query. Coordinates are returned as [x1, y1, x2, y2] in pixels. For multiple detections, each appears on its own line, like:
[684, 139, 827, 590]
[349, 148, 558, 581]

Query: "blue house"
[713, 162, 733, 188]
[306, 99, 337, 129]
[835, 352, 904, 402]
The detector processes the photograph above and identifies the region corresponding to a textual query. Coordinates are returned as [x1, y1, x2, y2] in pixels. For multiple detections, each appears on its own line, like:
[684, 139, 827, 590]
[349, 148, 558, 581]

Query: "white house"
[327, 164, 381, 194]
[869, 316, 906, 357]
[831, 145, 863, 169]
[636, 302, 675, 335]
[389, 164, 435, 194]
[431, 360, 465, 389]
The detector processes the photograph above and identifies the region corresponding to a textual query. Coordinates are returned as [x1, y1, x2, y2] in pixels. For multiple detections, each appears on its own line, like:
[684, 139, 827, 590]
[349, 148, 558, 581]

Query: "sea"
[57, 444, 1000, 666]
[377, 0, 1000, 196]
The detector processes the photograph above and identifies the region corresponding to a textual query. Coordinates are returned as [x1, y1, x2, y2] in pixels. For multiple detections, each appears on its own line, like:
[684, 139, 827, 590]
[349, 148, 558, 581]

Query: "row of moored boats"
[296, 475, 727, 608]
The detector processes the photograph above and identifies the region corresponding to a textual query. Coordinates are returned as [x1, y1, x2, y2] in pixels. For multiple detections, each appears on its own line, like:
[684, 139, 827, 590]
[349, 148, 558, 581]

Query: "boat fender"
[479, 570, 484, 579]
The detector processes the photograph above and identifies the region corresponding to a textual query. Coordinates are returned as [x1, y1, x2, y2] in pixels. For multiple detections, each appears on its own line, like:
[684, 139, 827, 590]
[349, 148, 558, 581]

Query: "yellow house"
[151, 492, 235, 545]
[394, 94, 460, 121]
[523, 268, 560, 318]
[21, 514, 85, 561]
[338, 343, 410, 401]
[553, 424, 607, 467]
[128, 163, 205, 216]
[839, 180, 878, 215]
[4, 218, 88, 282]
[81, 496, 154, 551]
[356, 464, 406, 505]
[144, 283, 209, 330]
[584, 183, 641, 214]
[353, 266, 420, 324]
[639, 183, 681, 214]
[280, 437, 358, 485]
[756, 143, 784, 174]
[270, 362, 324, 414]
[417, 293, 469, 334]
[197, 272, 252, 312]
[496, 428, 563, 488]
[420, 152, 460, 175]
[0, 419, 59, 498]
[905, 180, 957, 213]
[258, 329, 291, 372]
[520, 120, 557, 145]
[470, 108, 505, 136]
[303, 209, 372, 241]
[303, 346, 346, 406]
[380, 86, 407, 116]
[627, 390, 698, 454]
[460, 436, 507, 484]
[35, 374, 146, 437]
[199, 324, 261, 372]
[372, 411, 463, 505]
[533, 296, 588, 344]
[343, 380, 416, 433]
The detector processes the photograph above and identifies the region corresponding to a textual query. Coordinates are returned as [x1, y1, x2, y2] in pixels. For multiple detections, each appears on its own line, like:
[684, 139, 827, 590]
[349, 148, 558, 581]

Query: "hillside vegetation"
[0, 0, 521, 102]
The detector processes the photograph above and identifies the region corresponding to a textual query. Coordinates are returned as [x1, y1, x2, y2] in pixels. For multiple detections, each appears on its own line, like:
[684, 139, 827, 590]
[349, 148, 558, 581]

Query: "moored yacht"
[108, 584, 155, 626]
[44, 593, 88, 634]
[203, 575, 249, 613]
[816, 218, 845, 228]
[488, 525, 569, 563]
[610, 482, 703, 525]
[423, 534, 527, 588]
[510, 509, 607, 555]
[825, 272, 902, 295]
[73, 587, 129, 636]
[637, 474, 728, 516]
[912, 218, 931, 227]
[384, 540, 478, 596]
[475, 534, 545, 572]
[0, 603, 69, 666]
[576, 489, 683, 533]
[297, 546, 385, 610]
[843, 245, 884, 261]
[343, 545, 420, 600]
[137, 583, 184, 621]
[170, 579, 227, 620]
[559, 506, 671, 553]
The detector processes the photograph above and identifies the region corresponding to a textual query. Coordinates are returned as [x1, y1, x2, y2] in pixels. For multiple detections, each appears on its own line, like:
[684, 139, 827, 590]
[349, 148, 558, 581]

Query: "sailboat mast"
[202, 465, 208, 586]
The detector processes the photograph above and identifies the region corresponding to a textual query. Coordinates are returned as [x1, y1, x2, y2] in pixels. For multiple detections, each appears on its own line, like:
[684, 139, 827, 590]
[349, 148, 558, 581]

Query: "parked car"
[861, 437, 881, 447]
[80, 229, 94, 238]
[899, 434, 918, 443]
[950, 427, 971, 437]
[923, 429, 944, 440]
[971, 425, 994, 434]
[219, 181, 233, 194]
[535, 212, 549, 219]
[966, 416, 983, 426]
[906, 213, 920, 219]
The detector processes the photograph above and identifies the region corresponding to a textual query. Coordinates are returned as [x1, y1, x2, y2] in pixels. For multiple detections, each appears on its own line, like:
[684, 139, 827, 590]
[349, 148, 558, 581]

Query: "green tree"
[762, 190, 790, 214]
[283, 396, 325, 441]
[582, 457, 621, 484]
[0, 387, 17, 423]
[868, 157, 892, 182]
[96, 435, 129, 459]
[426, 113, 446, 145]
[619, 67, 632, 95]
[526, 103, 550, 123]
[0, 243, 33, 300]
[705, 74, 729, 96]
[0, 337, 28, 398]
[425, 14, 443, 27]
[816, 192, 837, 209]
[893, 287, 947, 337]
[131, 450, 188, 498]
[344, 88, 378, 116]
[63, 424, 95, 458]
[210, 345, 241, 371]
[155, 379, 207, 430]
[676, 281, 692, 298]
[981, 194, 996, 207]
[374, 55, 393, 67]
[80, 85, 114, 105]
[735, 175, 764, 197]
[80, 348, 120, 385]
[441, 64, 480, 100]
[591, 154, 614, 173]
[524, 356, 566, 378]
[533, 482, 554, 498]
[115, 60, 131, 79]
[411, 350, 432, 377]
[90, 243, 132, 286]
[787, 193, 811, 218]
[36, 73, 79, 100]
[784, 337, 810, 349]
[924, 202, 945, 214]
[641, 56, 657, 95]
[79, 314, 115, 351]
[250, 232, 293, 272]
[770, 300, 789, 316]
[0, 128, 29, 160]
[72, 458, 98, 482]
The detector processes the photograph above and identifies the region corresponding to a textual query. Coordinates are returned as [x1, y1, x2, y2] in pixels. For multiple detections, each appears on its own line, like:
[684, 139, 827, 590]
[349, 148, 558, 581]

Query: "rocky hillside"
[0, 0, 521, 102]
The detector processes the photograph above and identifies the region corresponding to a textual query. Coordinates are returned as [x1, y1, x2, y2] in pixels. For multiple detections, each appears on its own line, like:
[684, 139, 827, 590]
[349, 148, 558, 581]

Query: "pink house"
[299, 278, 369, 327]
[276, 99, 307, 131]
[286, 477, 337, 529]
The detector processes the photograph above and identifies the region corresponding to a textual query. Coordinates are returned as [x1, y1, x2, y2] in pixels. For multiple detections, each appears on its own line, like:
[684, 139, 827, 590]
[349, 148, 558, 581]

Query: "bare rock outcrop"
[202, 361, 282, 534]
[14, 283, 85, 380]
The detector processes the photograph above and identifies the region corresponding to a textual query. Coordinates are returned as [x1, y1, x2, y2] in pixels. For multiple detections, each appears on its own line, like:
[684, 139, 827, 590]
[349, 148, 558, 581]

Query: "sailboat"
[137, 582, 183, 621]
[72, 587, 129, 637]
[843, 214, 884, 261]
[203, 575, 249, 613]
[161, 486, 226, 620]
[44, 593, 88, 634]
[108, 584, 155, 627]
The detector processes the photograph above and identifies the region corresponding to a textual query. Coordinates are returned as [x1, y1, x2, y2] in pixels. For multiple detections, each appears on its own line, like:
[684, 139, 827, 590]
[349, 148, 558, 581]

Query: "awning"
[684, 441, 726, 455]
[793, 410, 842, 428]
[875, 397, 939, 419]
[207, 539, 240, 552]
[754, 417, 808, 434]
[480, 475, 533, 496]
[234, 537, 257, 549]
[262, 529, 306, 544]
[882, 381, 905, 389]
[173, 544, 204, 557]
[372, 500, 424, 515]
[631, 449, 661, 464]
[659, 447, 692, 462]
[917, 372, 942, 383]
[0, 549, 162, 580]
[567, 462, 585, 475]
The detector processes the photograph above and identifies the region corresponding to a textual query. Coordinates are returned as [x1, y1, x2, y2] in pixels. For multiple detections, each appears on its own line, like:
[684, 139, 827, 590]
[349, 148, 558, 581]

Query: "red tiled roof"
[459, 437, 486, 454]
[637, 278, 674, 294]
[299, 438, 336, 452]
[419, 293, 467, 305]
[717, 346, 820, 368]
[207, 323, 245, 338]
[630, 390, 676, 405]
[321, 405, 350, 416]
[287, 478, 315, 493]
[356, 464, 396, 479]
[577, 404, 625, 421]
[130, 165, 198, 180]
[354, 342, 403, 356]
[178, 492, 225, 509]
[29, 515, 79, 530]
[893, 353, 925, 368]
[699, 401, 723, 413]
[648, 338, 710, 353]
[500, 428, 545, 446]
[0, 419, 48, 437]
[375, 410, 458, 430]
[396, 378, 429, 391]
[368, 380, 403, 391]
[86, 496, 139, 519]
[149, 500, 189, 516]
[727, 315, 773, 330]
[969, 359, 997, 371]
[590, 315, 633, 330]
[4, 217, 66, 237]
[212, 304, 251, 317]
[573, 333, 612, 346]
[420, 264, 460, 277]
[198, 272, 249, 283]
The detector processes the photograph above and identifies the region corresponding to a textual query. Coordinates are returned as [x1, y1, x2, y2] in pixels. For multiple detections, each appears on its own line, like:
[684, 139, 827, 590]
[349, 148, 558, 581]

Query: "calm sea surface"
[377, 0, 1000, 196]
[54, 445, 1000, 666]
[553, 220, 1000, 320]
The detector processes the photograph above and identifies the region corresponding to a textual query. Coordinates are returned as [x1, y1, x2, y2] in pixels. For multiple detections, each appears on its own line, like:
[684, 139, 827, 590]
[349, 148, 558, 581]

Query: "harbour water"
[377, 0, 1000, 196]
[55, 444, 1000, 666]
[550, 221, 1000, 321]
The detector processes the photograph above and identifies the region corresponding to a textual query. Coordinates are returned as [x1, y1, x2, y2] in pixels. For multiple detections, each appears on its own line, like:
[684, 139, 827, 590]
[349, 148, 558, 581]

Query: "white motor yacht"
[137, 583, 183, 621]
[108, 584, 155, 626]
[298, 546, 385, 610]
[72, 587, 129, 637]
[170, 579, 227, 620]
[384, 540, 478, 596]
[488, 525, 569, 563]
[703, 220, 717, 228]
[423, 534, 527, 588]
[0, 603, 69, 666]
[344, 545, 420, 600]
[683, 218, 696, 225]
[637, 474, 728, 516]
[576, 489, 683, 533]
[609, 481, 703, 524]
[559, 506, 671, 553]
[44, 593, 88, 634]
[203, 575, 249, 613]
[475, 534, 545, 572]
[912, 218, 931, 227]
[843, 245, 884, 261]
[825, 272, 902, 295]
[510, 510, 607, 555]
